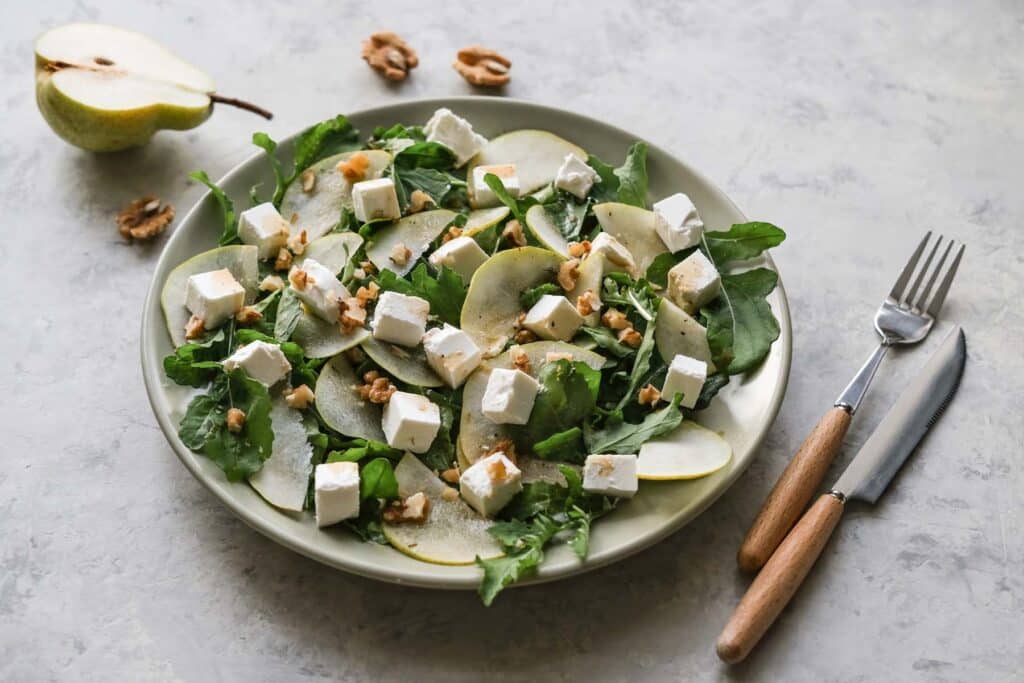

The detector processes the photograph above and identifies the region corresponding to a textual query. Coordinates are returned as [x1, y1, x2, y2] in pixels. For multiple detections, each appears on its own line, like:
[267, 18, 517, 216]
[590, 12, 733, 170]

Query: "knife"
[716, 326, 967, 664]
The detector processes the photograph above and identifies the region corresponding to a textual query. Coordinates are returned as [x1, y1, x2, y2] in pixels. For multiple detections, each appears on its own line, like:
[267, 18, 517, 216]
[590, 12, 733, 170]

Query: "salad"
[161, 107, 786, 603]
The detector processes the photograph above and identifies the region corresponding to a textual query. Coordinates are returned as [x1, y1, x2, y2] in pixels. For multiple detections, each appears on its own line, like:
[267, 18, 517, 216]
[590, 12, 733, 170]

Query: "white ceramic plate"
[141, 97, 791, 590]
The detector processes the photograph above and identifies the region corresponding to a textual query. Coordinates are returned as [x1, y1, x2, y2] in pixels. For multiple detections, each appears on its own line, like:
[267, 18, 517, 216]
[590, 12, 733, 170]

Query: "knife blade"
[832, 325, 966, 503]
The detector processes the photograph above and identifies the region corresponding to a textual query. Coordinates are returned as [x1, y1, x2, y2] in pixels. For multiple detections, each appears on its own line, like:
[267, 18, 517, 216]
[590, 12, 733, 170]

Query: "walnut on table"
[117, 196, 174, 241]
[453, 45, 511, 87]
[362, 31, 419, 81]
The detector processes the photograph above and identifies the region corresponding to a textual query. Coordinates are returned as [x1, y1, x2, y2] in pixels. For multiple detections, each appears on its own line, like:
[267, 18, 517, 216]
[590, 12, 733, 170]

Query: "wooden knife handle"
[737, 406, 851, 572]
[717, 493, 845, 664]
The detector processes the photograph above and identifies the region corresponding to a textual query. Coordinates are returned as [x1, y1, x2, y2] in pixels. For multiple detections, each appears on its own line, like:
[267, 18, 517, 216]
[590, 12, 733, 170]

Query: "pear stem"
[209, 94, 273, 120]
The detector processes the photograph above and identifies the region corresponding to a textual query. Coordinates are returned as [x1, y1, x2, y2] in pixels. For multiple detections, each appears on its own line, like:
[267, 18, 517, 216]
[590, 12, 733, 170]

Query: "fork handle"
[737, 406, 851, 572]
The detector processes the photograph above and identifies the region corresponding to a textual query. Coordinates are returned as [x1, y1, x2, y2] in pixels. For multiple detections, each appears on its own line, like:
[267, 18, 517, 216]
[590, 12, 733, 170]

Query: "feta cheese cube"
[352, 177, 401, 223]
[667, 250, 721, 313]
[471, 164, 520, 207]
[428, 235, 488, 282]
[459, 452, 523, 517]
[238, 202, 290, 260]
[424, 108, 487, 167]
[590, 232, 637, 274]
[291, 259, 350, 322]
[522, 294, 584, 342]
[554, 153, 599, 199]
[422, 324, 483, 388]
[222, 340, 292, 386]
[661, 354, 708, 409]
[372, 291, 430, 346]
[653, 192, 704, 252]
[583, 454, 638, 498]
[381, 391, 441, 453]
[314, 461, 360, 527]
[184, 268, 245, 329]
[481, 368, 540, 425]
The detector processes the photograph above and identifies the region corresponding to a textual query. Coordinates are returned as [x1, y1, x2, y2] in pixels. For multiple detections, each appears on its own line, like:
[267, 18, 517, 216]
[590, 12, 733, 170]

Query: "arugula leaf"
[394, 141, 457, 170]
[360, 457, 399, 500]
[701, 268, 780, 374]
[533, 427, 586, 464]
[512, 360, 600, 452]
[645, 251, 691, 288]
[375, 264, 466, 325]
[344, 497, 388, 544]
[390, 166, 466, 211]
[613, 142, 649, 207]
[704, 222, 786, 263]
[163, 329, 228, 387]
[586, 154, 619, 204]
[371, 123, 426, 143]
[179, 393, 227, 449]
[292, 115, 360, 175]
[251, 132, 287, 206]
[616, 310, 658, 410]
[416, 392, 458, 471]
[566, 505, 592, 558]
[327, 439, 402, 463]
[274, 287, 302, 341]
[476, 514, 561, 606]
[576, 326, 633, 359]
[584, 393, 683, 454]
[541, 196, 589, 240]
[190, 171, 238, 245]
[694, 373, 730, 410]
[519, 282, 562, 310]
[483, 173, 538, 223]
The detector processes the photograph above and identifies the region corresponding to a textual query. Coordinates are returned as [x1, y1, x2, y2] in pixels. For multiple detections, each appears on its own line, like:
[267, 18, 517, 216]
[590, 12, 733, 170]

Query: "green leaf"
[584, 393, 683, 454]
[519, 282, 562, 310]
[292, 115, 360, 175]
[541, 196, 589, 241]
[512, 360, 600, 451]
[274, 287, 302, 341]
[375, 263, 466, 326]
[359, 457, 399, 500]
[416, 393, 457, 471]
[585, 154, 619, 204]
[179, 394, 227, 449]
[476, 514, 560, 605]
[371, 123, 426, 143]
[190, 171, 238, 245]
[693, 373, 730, 410]
[701, 268, 780, 374]
[577, 326, 633, 359]
[344, 497, 388, 544]
[532, 427, 586, 464]
[483, 173, 537, 224]
[502, 481, 571, 519]
[613, 142, 649, 207]
[704, 222, 786, 264]
[251, 132, 287, 206]
[566, 507, 592, 558]
[390, 167, 467, 212]
[196, 369, 275, 481]
[645, 251, 690, 288]
[327, 439, 402, 463]
[163, 329, 228, 387]
[616, 313, 658, 411]
[394, 141, 458, 170]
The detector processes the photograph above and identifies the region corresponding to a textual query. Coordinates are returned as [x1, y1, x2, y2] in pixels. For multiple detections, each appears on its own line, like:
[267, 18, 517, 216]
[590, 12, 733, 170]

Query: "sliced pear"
[160, 245, 259, 346]
[291, 310, 369, 359]
[593, 202, 668, 273]
[460, 247, 565, 357]
[383, 453, 502, 565]
[360, 337, 443, 388]
[654, 298, 716, 372]
[524, 204, 571, 257]
[315, 354, 384, 441]
[467, 130, 585, 200]
[248, 397, 313, 511]
[464, 207, 510, 236]
[637, 420, 732, 480]
[530, 184, 555, 203]
[279, 150, 391, 242]
[302, 232, 364, 274]
[365, 209, 457, 277]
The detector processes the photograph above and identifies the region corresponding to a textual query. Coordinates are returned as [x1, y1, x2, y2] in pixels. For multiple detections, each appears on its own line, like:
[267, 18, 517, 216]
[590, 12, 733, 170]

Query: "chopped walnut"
[453, 45, 511, 87]
[514, 328, 537, 344]
[337, 152, 371, 182]
[619, 327, 642, 348]
[356, 282, 380, 304]
[558, 258, 581, 291]
[567, 240, 592, 258]
[576, 289, 601, 316]
[440, 487, 460, 502]
[483, 438, 517, 465]
[285, 384, 315, 409]
[638, 384, 662, 406]
[360, 260, 377, 275]
[383, 492, 431, 523]
[300, 169, 316, 193]
[226, 408, 246, 433]
[339, 297, 367, 333]
[509, 345, 532, 374]
[184, 314, 205, 340]
[502, 219, 526, 247]
[259, 275, 285, 292]
[389, 242, 412, 266]
[117, 196, 174, 241]
[441, 226, 464, 244]
[601, 308, 630, 330]
[362, 31, 419, 81]
[235, 306, 262, 325]
[287, 229, 308, 256]
[356, 371, 397, 404]
[545, 351, 574, 364]
[408, 190, 434, 214]
[440, 468, 461, 484]
[288, 267, 308, 290]
[275, 248, 293, 271]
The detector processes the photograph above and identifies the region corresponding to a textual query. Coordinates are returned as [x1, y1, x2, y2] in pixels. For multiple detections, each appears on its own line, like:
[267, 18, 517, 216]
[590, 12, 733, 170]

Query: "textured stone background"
[2, 1, 1022, 681]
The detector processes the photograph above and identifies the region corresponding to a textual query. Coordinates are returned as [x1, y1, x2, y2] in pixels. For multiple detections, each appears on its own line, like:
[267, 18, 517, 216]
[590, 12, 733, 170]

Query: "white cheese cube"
[522, 294, 584, 342]
[667, 250, 721, 313]
[222, 340, 292, 386]
[291, 259, 350, 322]
[481, 368, 540, 425]
[424, 108, 487, 167]
[428, 235, 488, 282]
[184, 269, 245, 329]
[238, 202, 290, 260]
[653, 192, 704, 252]
[583, 454, 638, 498]
[422, 324, 483, 388]
[661, 354, 708, 409]
[381, 391, 441, 453]
[352, 177, 401, 223]
[459, 452, 523, 517]
[590, 232, 637, 274]
[471, 164, 520, 207]
[554, 153, 599, 199]
[314, 461, 360, 527]
[371, 291, 430, 347]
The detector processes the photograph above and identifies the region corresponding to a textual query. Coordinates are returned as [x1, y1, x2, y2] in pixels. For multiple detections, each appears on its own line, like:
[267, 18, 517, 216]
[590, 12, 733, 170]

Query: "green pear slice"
[637, 420, 732, 480]
[460, 247, 565, 357]
[654, 298, 716, 373]
[360, 337, 443, 387]
[466, 130, 585, 201]
[160, 245, 259, 346]
[302, 232, 364, 274]
[279, 150, 391, 242]
[383, 453, 502, 565]
[290, 311, 369, 359]
[593, 202, 668, 273]
[524, 204, 571, 257]
[463, 207, 510, 236]
[365, 209, 457, 277]
[315, 354, 384, 441]
[248, 397, 313, 511]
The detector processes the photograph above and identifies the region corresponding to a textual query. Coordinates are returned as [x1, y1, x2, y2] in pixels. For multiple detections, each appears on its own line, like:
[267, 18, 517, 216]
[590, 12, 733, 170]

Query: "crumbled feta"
[554, 153, 599, 199]
[583, 454, 638, 498]
[459, 452, 523, 517]
[372, 291, 430, 346]
[291, 259, 349, 322]
[238, 202, 290, 260]
[589, 232, 636, 274]
[428, 235, 488, 282]
[184, 268, 245, 329]
[352, 177, 401, 223]
[667, 250, 721, 313]
[314, 461, 360, 527]
[424, 108, 487, 167]
[481, 368, 540, 425]
[661, 354, 708, 409]
[381, 391, 442, 453]
[522, 294, 584, 342]
[222, 340, 292, 386]
[653, 192, 704, 252]
[471, 164, 520, 207]
[422, 324, 483, 388]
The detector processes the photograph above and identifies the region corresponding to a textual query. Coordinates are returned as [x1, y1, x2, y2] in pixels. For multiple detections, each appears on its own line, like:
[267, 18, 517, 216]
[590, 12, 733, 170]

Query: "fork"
[737, 232, 965, 572]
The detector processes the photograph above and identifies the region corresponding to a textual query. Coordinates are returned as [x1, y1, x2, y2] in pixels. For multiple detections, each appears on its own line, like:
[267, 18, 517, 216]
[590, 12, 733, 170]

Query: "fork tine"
[889, 232, 931, 300]
[915, 240, 953, 311]
[904, 235, 943, 306]
[926, 243, 965, 318]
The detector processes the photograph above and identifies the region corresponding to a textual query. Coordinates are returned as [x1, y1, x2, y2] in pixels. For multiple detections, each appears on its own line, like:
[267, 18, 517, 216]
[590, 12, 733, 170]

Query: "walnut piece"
[235, 306, 262, 325]
[557, 258, 581, 291]
[288, 267, 308, 290]
[440, 487, 460, 502]
[576, 289, 601, 316]
[287, 229, 308, 256]
[356, 282, 380, 304]
[483, 438, 517, 465]
[389, 242, 412, 266]
[362, 31, 419, 81]
[408, 190, 434, 214]
[441, 226, 464, 244]
[638, 384, 662, 406]
[356, 371, 398, 404]
[618, 327, 642, 348]
[509, 345, 532, 374]
[300, 169, 316, 193]
[382, 492, 431, 524]
[285, 384, 315, 410]
[567, 240, 591, 258]
[502, 219, 526, 247]
[453, 45, 511, 87]
[275, 248, 293, 271]
[259, 275, 285, 292]
[117, 196, 174, 241]
[440, 468, 461, 484]
[339, 297, 367, 333]
[601, 308, 630, 331]
[184, 314, 205, 340]
[226, 408, 246, 433]
[514, 328, 537, 344]
[360, 260, 377, 275]
[337, 152, 370, 183]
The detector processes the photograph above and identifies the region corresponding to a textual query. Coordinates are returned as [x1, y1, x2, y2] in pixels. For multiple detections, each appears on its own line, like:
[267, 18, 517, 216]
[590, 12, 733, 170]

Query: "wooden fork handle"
[737, 406, 851, 572]
[717, 493, 845, 663]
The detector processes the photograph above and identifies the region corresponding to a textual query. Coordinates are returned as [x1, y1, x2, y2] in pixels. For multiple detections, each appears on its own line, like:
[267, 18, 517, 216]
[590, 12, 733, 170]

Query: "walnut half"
[117, 196, 174, 241]
[453, 45, 511, 87]
[362, 31, 419, 81]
